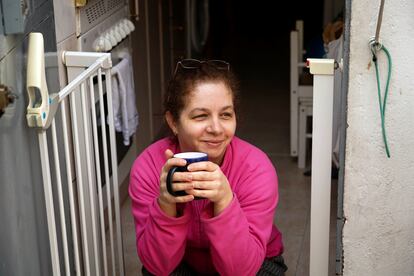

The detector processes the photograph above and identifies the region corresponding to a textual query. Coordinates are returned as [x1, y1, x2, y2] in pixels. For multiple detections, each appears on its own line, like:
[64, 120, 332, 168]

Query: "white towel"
[111, 53, 139, 146]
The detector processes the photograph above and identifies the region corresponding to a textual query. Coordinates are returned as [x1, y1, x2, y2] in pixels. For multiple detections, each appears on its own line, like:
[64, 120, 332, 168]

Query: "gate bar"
[105, 67, 125, 276]
[307, 58, 335, 276]
[51, 119, 70, 275]
[89, 75, 109, 276]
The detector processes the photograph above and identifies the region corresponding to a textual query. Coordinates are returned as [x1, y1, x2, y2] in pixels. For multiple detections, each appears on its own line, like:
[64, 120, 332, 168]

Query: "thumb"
[164, 149, 174, 160]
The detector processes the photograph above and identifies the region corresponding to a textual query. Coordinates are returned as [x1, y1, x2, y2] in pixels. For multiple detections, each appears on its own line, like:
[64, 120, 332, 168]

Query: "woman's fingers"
[160, 191, 194, 204]
[164, 149, 174, 160]
[189, 171, 215, 181]
[160, 157, 187, 184]
[187, 161, 217, 172]
[189, 188, 216, 199]
[162, 149, 186, 174]
[165, 157, 187, 169]
[191, 180, 215, 190]
[159, 149, 195, 205]
[170, 181, 194, 192]
[160, 178, 194, 201]
[170, 171, 192, 181]
[174, 194, 195, 202]
[160, 155, 229, 204]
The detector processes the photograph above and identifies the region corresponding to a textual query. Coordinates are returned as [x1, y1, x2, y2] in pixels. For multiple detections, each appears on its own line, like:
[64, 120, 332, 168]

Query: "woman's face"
[167, 81, 236, 165]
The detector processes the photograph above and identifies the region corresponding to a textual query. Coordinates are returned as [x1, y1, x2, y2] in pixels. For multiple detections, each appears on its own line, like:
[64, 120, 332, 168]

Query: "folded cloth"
[111, 53, 139, 146]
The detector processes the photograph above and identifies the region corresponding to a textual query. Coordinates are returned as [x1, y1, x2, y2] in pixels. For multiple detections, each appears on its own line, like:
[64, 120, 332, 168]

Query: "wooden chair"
[290, 25, 313, 166]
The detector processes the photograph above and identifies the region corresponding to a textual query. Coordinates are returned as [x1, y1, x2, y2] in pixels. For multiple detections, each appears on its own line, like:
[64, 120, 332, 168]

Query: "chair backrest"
[290, 26, 313, 157]
[295, 20, 305, 61]
[290, 29, 313, 91]
[290, 30, 300, 93]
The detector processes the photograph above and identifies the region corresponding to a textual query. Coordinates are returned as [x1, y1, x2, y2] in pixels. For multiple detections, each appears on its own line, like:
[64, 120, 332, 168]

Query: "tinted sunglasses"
[173, 59, 230, 76]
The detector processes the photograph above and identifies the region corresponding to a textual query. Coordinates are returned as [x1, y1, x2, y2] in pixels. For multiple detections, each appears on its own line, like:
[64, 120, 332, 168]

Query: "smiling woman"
[129, 59, 287, 276]
[165, 81, 236, 165]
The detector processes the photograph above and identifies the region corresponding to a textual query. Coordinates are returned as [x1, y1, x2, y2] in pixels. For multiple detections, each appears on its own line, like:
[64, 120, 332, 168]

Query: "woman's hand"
[158, 149, 195, 217]
[187, 161, 233, 216]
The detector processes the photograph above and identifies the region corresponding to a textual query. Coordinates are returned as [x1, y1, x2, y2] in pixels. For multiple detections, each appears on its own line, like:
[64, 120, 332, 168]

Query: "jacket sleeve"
[129, 153, 191, 276]
[201, 157, 278, 276]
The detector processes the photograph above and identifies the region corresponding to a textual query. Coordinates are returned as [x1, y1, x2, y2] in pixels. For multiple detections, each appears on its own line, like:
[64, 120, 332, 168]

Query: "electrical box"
[0, 0, 26, 35]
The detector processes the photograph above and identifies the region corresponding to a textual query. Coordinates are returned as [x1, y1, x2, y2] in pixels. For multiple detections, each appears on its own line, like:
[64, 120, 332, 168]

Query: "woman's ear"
[165, 111, 178, 135]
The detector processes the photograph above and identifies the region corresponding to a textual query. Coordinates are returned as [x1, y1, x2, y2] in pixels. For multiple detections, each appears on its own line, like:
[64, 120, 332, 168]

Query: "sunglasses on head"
[173, 59, 230, 76]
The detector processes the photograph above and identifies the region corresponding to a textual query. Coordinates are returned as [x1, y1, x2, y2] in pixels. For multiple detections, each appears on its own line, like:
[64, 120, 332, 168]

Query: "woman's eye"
[193, 114, 207, 120]
[221, 112, 233, 119]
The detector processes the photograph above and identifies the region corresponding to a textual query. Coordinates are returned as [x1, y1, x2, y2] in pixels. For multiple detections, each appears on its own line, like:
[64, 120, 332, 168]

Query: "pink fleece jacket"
[129, 136, 284, 275]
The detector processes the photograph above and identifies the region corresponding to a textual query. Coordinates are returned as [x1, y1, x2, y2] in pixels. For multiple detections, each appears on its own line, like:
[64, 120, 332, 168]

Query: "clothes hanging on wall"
[111, 53, 139, 146]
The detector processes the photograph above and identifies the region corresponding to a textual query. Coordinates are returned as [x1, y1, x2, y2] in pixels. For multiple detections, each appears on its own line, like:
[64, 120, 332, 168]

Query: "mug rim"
[174, 152, 207, 159]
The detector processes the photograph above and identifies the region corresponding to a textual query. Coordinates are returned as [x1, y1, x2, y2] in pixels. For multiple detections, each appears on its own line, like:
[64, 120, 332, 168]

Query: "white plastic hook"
[26, 33, 59, 129]
[26, 33, 50, 128]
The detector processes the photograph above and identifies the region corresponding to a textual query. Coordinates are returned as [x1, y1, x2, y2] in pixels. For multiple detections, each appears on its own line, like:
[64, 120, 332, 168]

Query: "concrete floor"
[120, 60, 339, 275]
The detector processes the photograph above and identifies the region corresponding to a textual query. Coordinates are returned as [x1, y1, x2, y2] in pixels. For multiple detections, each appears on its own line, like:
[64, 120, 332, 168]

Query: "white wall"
[344, 0, 414, 275]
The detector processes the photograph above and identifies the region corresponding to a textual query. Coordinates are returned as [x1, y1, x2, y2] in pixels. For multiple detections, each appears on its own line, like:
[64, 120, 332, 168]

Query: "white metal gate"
[26, 33, 124, 276]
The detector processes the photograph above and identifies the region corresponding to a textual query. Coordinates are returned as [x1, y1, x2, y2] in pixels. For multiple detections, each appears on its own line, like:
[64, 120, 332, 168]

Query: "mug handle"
[166, 166, 188, 197]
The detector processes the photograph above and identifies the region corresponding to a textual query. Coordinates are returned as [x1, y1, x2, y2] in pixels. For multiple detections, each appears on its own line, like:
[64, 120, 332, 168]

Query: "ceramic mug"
[166, 152, 208, 198]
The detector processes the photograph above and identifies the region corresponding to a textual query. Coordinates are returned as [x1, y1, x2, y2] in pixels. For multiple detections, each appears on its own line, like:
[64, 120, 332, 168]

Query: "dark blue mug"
[166, 152, 208, 198]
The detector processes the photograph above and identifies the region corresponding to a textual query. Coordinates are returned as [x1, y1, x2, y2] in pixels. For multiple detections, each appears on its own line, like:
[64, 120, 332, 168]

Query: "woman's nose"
[206, 117, 223, 133]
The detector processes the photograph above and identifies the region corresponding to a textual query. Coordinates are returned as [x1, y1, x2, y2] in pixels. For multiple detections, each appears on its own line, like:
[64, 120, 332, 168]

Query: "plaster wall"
[343, 0, 414, 275]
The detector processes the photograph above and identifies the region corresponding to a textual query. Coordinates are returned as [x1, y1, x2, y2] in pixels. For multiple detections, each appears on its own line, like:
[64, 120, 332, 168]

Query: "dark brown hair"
[164, 61, 240, 121]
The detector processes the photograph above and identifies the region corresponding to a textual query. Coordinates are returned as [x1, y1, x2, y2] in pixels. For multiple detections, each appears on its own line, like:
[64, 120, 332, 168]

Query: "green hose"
[372, 45, 392, 158]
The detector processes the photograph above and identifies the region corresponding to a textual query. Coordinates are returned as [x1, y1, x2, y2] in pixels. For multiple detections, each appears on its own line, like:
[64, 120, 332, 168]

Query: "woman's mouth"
[203, 140, 223, 147]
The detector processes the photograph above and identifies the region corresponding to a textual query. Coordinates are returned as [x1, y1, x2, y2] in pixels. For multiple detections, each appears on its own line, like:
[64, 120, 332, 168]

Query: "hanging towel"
[111, 53, 139, 146]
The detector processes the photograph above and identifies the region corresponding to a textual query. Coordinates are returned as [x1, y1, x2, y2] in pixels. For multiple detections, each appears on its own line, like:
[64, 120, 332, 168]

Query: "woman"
[129, 59, 287, 275]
